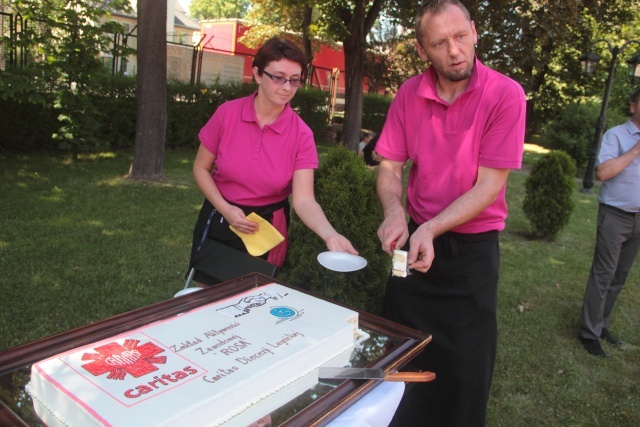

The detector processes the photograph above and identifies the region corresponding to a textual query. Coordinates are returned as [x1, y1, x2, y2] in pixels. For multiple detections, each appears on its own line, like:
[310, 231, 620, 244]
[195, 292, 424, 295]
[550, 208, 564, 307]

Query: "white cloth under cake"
[328, 382, 405, 427]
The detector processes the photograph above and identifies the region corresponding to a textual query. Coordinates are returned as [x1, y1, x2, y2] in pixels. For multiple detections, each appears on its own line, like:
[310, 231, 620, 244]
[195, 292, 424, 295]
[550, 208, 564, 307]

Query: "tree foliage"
[0, 0, 132, 157]
[541, 99, 627, 172]
[364, 15, 424, 96]
[4, 0, 639, 161]
[242, 0, 385, 150]
[241, 0, 325, 66]
[241, 0, 635, 148]
[469, 0, 640, 136]
[375, 0, 640, 139]
[189, 0, 252, 20]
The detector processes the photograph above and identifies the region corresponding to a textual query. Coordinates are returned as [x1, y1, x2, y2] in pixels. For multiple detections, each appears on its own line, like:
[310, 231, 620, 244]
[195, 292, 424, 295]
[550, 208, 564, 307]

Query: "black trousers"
[384, 227, 500, 427]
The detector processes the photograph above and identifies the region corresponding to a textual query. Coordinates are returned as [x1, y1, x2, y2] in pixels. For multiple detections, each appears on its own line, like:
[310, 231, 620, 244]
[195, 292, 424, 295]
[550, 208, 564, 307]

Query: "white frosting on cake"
[26, 283, 357, 427]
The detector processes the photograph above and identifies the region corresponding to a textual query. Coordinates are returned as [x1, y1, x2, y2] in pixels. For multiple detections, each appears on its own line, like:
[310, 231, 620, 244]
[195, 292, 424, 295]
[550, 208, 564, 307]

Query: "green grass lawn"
[0, 145, 638, 425]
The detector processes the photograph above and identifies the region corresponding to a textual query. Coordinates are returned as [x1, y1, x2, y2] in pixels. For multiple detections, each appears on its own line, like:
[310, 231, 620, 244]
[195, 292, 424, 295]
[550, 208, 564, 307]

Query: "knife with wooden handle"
[318, 367, 436, 382]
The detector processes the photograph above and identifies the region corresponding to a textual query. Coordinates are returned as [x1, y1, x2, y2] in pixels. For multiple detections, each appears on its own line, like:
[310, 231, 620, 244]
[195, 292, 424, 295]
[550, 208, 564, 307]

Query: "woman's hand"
[222, 206, 259, 234]
[325, 233, 359, 255]
[291, 169, 359, 255]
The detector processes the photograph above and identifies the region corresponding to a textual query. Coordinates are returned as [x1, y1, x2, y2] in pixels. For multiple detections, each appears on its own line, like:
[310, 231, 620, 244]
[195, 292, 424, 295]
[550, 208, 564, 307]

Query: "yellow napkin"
[229, 212, 285, 256]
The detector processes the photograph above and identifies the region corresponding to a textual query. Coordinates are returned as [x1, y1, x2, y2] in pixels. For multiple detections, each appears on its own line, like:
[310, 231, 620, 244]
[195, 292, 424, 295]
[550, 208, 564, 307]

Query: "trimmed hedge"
[165, 81, 257, 150]
[0, 73, 393, 152]
[522, 150, 577, 240]
[0, 76, 332, 152]
[290, 86, 330, 137]
[361, 92, 392, 135]
[0, 98, 58, 151]
[279, 146, 389, 314]
[93, 75, 140, 150]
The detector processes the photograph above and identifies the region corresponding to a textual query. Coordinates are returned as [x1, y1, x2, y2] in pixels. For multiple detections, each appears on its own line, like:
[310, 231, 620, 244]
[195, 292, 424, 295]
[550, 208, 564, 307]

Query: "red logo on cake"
[81, 339, 167, 380]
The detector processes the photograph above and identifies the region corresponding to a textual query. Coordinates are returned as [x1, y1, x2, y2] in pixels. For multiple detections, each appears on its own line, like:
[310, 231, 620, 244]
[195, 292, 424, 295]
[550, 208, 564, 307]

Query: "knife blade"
[318, 367, 435, 382]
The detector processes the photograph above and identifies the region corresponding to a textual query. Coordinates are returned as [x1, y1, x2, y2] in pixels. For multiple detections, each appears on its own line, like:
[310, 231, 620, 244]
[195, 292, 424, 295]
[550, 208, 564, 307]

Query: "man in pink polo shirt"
[375, 1, 526, 426]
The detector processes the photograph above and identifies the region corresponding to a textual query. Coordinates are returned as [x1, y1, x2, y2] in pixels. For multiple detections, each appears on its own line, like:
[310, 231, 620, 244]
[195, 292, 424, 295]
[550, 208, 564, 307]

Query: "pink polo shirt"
[198, 93, 318, 206]
[376, 59, 526, 233]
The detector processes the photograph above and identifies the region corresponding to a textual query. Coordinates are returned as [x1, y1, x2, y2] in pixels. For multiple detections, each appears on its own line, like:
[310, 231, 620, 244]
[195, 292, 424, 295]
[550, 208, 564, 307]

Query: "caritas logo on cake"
[61, 333, 205, 406]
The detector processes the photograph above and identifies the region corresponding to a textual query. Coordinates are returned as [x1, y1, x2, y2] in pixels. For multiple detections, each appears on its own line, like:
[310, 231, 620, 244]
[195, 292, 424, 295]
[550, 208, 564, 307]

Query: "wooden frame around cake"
[0, 273, 431, 427]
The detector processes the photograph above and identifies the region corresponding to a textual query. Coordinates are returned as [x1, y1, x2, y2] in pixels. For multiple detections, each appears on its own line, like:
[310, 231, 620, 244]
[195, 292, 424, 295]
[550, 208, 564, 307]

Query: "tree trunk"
[301, 5, 313, 65]
[342, 37, 365, 151]
[341, 0, 385, 150]
[128, 0, 167, 181]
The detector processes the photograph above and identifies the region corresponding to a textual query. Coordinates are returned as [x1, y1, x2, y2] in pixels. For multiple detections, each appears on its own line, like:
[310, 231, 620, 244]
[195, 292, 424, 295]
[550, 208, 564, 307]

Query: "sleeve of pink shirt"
[477, 78, 526, 170]
[197, 106, 225, 156]
[375, 77, 418, 163]
[293, 123, 319, 171]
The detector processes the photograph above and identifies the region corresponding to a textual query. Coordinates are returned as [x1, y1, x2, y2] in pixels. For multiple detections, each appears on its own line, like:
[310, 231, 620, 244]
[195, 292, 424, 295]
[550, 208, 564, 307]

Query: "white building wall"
[166, 44, 243, 85]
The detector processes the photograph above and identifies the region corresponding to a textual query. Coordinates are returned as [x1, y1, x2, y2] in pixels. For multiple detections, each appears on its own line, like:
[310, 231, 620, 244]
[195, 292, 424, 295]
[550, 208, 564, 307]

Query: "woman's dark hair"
[252, 37, 307, 77]
[363, 134, 380, 166]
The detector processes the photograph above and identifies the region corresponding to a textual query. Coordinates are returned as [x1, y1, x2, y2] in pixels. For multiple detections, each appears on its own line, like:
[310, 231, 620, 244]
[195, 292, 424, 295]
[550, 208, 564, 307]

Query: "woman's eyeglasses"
[262, 70, 303, 87]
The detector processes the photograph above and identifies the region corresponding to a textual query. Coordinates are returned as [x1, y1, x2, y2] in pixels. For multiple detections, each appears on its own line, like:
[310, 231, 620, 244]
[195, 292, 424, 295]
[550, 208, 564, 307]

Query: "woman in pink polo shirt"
[189, 37, 357, 285]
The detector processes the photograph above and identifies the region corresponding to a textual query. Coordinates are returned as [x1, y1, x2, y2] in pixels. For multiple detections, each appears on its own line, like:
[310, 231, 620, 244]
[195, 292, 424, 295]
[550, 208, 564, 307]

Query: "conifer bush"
[522, 150, 577, 240]
[279, 147, 389, 314]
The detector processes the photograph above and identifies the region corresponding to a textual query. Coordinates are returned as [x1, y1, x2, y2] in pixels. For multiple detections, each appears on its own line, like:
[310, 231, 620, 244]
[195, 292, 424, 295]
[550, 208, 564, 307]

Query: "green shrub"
[166, 83, 208, 150]
[290, 86, 329, 137]
[0, 72, 330, 152]
[53, 89, 107, 158]
[0, 98, 58, 150]
[165, 82, 328, 149]
[541, 100, 626, 173]
[362, 93, 392, 134]
[279, 147, 388, 313]
[522, 150, 577, 240]
[91, 75, 137, 149]
[166, 80, 259, 149]
[0, 69, 57, 150]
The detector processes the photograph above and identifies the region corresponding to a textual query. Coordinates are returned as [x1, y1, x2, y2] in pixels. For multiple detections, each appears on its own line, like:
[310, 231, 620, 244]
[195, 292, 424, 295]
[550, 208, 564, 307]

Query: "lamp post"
[578, 39, 640, 193]
[628, 53, 640, 80]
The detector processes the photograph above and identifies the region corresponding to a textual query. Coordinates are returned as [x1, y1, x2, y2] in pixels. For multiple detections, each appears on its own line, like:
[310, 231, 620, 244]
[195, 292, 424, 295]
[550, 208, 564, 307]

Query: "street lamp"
[578, 39, 640, 193]
[627, 53, 640, 80]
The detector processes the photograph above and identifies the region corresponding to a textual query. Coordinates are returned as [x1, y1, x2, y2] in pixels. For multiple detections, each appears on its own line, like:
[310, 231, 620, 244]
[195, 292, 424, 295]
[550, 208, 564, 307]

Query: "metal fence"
[0, 9, 340, 114]
[0, 10, 243, 86]
[0, 10, 49, 70]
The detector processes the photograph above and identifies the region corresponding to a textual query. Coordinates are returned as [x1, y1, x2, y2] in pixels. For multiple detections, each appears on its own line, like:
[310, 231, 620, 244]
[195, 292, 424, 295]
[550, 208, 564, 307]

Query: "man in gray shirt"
[578, 87, 640, 357]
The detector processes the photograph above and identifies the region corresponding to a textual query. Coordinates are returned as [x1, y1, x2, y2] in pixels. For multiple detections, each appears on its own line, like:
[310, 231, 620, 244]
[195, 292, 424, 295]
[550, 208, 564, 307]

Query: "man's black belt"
[408, 218, 499, 241]
[602, 204, 640, 217]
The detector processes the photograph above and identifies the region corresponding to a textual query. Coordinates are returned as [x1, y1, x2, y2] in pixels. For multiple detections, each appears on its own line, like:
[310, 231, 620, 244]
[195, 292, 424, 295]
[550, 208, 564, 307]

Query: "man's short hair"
[414, 0, 471, 44]
[631, 87, 640, 105]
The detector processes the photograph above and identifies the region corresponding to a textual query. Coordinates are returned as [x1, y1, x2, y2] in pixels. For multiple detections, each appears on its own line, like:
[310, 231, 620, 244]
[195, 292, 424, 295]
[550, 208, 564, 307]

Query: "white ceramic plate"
[174, 287, 203, 298]
[317, 252, 367, 272]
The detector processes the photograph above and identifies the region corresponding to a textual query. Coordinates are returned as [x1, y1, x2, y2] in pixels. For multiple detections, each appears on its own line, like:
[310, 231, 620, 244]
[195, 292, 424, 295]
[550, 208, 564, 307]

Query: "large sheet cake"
[26, 283, 357, 426]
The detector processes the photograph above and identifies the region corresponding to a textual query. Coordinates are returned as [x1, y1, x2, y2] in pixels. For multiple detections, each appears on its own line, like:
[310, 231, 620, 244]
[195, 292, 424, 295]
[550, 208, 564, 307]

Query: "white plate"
[317, 252, 367, 272]
[174, 287, 203, 298]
